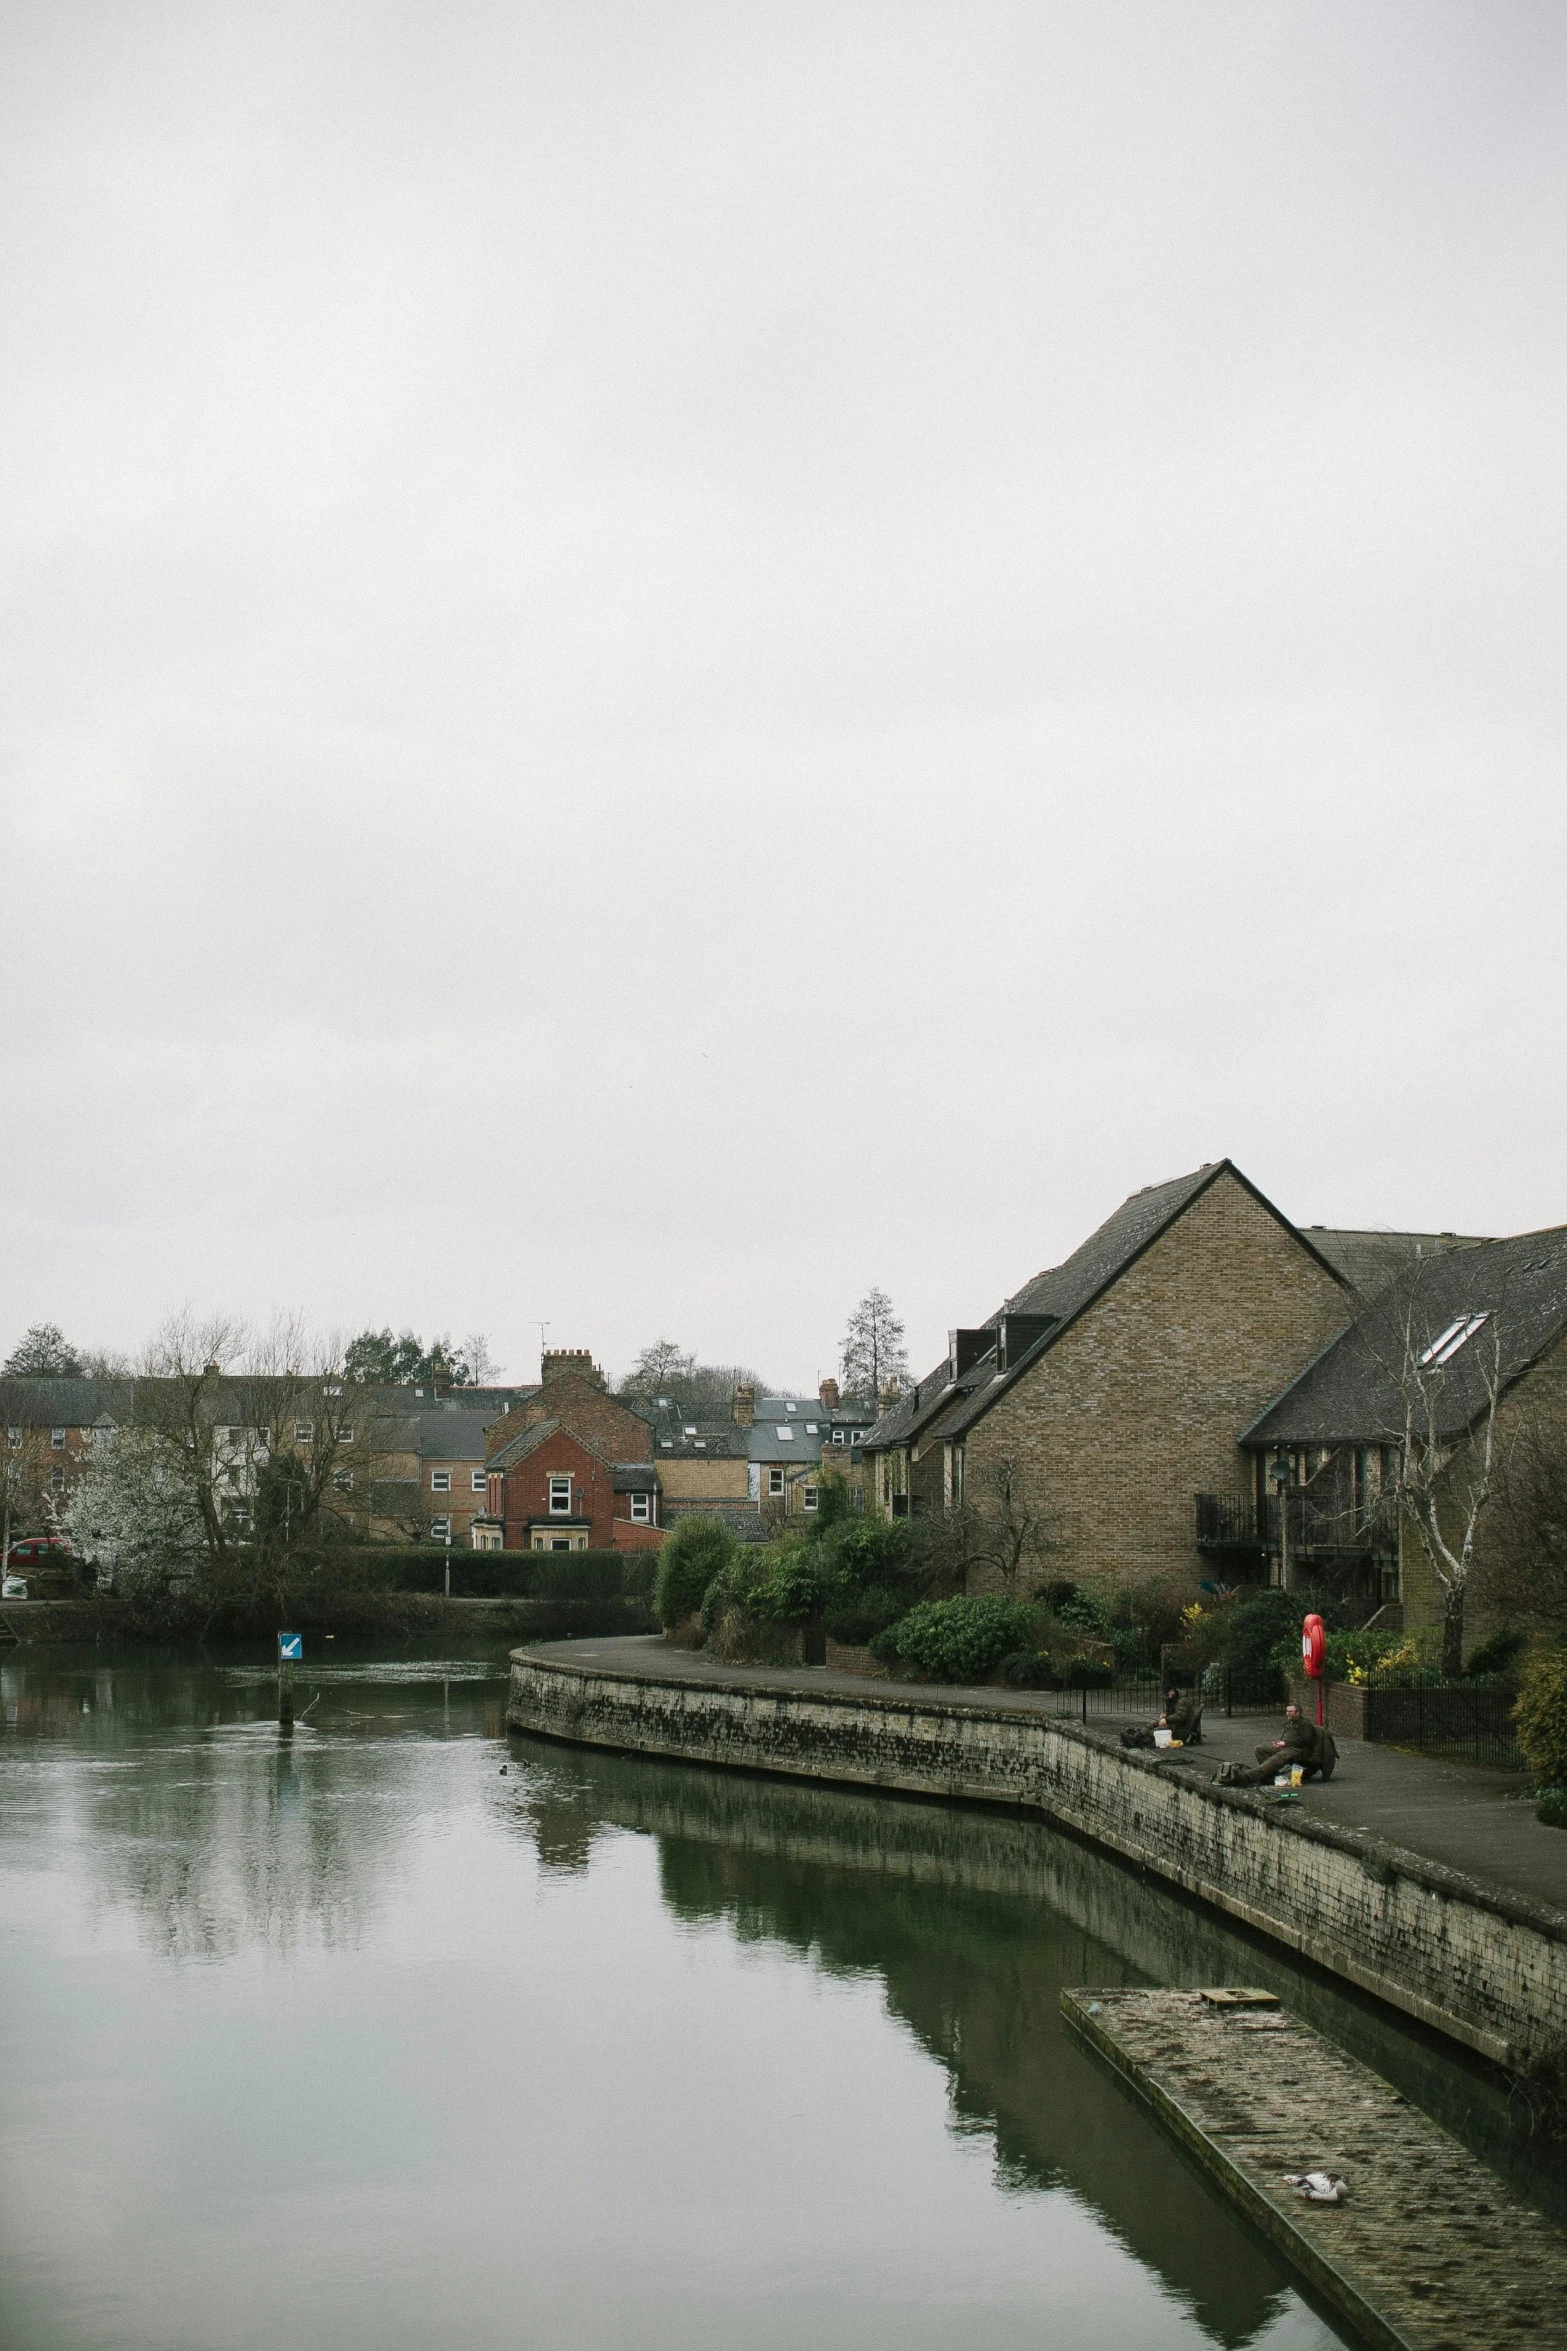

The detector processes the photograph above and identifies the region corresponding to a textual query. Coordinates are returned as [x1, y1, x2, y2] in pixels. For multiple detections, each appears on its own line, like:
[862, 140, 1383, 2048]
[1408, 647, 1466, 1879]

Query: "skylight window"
[1418, 1312, 1490, 1369]
[683, 1425, 697, 1437]
[775, 1425, 794, 1440]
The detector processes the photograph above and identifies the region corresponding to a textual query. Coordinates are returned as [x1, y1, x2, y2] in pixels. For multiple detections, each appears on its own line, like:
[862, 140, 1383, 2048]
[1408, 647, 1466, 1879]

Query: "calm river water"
[0, 1644, 1398, 2350]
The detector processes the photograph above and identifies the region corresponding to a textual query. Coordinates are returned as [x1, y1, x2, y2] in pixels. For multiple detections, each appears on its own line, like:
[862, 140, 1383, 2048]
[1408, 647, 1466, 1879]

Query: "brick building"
[864, 1162, 1353, 1594]
[1243, 1223, 1567, 1644]
[483, 1348, 660, 1552]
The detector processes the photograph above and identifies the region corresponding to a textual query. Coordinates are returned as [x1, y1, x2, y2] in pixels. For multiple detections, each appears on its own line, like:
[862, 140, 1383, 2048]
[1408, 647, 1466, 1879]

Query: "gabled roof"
[1243, 1226, 1567, 1449]
[867, 1161, 1334, 1454]
[487, 1416, 608, 1474]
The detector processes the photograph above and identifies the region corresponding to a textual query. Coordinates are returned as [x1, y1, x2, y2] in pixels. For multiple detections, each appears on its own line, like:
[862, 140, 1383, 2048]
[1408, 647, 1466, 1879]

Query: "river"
[0, 1642, 1409, 2349]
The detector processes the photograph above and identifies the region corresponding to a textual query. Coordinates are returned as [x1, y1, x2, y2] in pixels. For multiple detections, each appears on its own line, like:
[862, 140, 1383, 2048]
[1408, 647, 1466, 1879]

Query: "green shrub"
[654, 1517, 737, 1629]
[1515, 1648, 1567, 1790]
[745, 1548, 832, 1624]
[1536, 1788, 1567, 1831]
[1062, 1654, 1114, 1688]
[1466, 1628, 1527, 1679]
[823, 1581, 908, 1646]
[871, 1596, 1037, 1683]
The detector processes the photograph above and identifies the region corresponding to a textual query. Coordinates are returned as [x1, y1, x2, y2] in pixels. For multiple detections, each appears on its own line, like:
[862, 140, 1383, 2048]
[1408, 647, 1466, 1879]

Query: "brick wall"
[962, 1169, 1350, 1594]
[486, 1375, 652, 1468]
[498, 1427, 618, 1550]
[508, 1653, 1567, 2064]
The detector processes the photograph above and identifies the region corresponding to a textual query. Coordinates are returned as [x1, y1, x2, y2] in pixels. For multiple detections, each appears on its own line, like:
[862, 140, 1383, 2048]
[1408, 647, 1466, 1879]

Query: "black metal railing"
[1363, 1684, 1522, 1770]
[1050, 1665, 1282, 1725]
[1195, 1492, 1397, 1560]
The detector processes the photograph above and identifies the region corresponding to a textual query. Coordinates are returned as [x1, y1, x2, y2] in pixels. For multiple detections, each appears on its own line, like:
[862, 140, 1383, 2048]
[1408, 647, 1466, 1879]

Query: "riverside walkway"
[1066, 1986, 1567, 2351]
[526, 1634, 1567, 1915]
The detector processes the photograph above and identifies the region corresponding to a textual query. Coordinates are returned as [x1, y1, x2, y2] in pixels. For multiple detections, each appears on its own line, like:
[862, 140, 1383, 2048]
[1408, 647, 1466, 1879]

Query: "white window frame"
[471, 1470, 486, 1493]
[548, 1475, 572, 1515]
[430, 1515, 451, 1540]
[1417, 1312, 1490, 1370]
[430, 1469, 451, 1493]
[332, 1469, 354, 1492]
[50, 1428, 66, 1449]
[629, 1492, 651, 1523]
[293, 1421, 314, 1444]
[768, 1466, 784, 1497]
[803, 1484, 818, 1512]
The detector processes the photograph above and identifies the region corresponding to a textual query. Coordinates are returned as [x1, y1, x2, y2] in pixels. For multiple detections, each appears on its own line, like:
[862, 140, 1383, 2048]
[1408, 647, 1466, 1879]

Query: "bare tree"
[1381, 1297, 1507, 1679]
[840, 1288, 908, 1407]
[1478, 1417, 1567, 1638]
[915, 1456, 1052, 1601]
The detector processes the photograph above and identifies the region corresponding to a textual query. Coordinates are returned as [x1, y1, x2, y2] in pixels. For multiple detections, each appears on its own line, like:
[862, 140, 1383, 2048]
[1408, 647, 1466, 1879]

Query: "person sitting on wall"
[1120, 1686, 1202, 1750]
[1214, 1703, 1326, 1787]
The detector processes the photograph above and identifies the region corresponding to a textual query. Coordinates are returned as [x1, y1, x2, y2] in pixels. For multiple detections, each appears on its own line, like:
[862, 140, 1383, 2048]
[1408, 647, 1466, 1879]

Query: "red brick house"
[485, 1419, 663, 1553]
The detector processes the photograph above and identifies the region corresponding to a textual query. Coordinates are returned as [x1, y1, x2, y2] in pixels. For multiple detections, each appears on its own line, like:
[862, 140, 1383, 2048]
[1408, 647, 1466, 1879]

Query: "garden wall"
[507, 1649, 1567, 2065]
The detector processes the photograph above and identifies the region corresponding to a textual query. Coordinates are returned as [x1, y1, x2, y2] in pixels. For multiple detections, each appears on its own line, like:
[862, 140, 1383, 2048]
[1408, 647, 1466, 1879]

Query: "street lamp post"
[1270, 1454, 1294, 1590]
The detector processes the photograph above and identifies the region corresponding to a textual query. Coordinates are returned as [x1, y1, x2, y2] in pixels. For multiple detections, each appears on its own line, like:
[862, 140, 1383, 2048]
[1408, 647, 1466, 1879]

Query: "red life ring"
[1301, 1612, 1326, 1680]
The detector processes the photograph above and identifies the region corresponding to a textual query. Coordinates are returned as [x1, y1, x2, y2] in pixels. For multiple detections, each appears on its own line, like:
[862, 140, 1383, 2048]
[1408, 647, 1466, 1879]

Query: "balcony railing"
[1195, 1493, 1395, 1557]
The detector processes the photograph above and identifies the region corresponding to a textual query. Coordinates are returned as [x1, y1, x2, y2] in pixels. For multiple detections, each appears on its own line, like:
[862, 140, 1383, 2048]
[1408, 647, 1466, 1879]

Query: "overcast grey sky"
[3, 1, 1565, 1390]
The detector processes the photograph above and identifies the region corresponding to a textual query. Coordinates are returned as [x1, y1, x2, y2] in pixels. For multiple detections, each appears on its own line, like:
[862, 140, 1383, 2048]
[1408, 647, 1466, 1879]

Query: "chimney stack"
[732, 1384, 755, 1426]
[541, 1348, 606, 1391]
[818, 1377, 840, 1410]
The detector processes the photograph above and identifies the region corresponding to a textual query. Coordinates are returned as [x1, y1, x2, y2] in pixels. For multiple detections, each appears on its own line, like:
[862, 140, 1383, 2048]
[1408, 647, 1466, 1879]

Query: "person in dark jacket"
[1216, 1704, 1324, 1786]
[1120, 1686, 1202, 1750]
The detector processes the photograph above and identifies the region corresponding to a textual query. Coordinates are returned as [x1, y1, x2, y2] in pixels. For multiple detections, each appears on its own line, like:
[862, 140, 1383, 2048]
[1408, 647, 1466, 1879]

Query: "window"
[549, 1475, 572, 1514]
[550, 1537, 572, 1553]
[832, 1430, 844, 1446]
[1417, 1313, 1490, 1369]
[430, 1470, 452, 1493]
[785, 1402, 797, 1415]
[6, 1428, 19, 1449]
[768, 1467, 784, 1497]
[775, 1425, 793, 1441]
[332, 1470, 354, 1492]
[51, 1428, 66, 1449]
[430, 1515, 451, 1540]
[803, 1484, 818, 1512]
[694, 1439, 706, 1449]
[336, 1421, 354, 1444]
[50, 1466, 65, 1492]
[294, 1422, 314, 1444]
[630, 1492, 651, 1523]
[683, 1425, 698, 1437]
[471, 1470, 486, 1493]
[805, 1423, 817, 1435]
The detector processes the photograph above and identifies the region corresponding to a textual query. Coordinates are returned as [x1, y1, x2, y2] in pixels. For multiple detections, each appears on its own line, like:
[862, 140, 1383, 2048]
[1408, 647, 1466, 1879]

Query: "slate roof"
[652, 1423, 753, 1460]
[487, 1416, 573, 1473]
[1243, 1225, 1567, 1449]
[416, 1411, 492, 1461]
[866, 1162, 1328, 1454]
[612, 1464, 660, 1493]
[1297, 1228, 1490, 1301]
[0, 1376, 136, 1428]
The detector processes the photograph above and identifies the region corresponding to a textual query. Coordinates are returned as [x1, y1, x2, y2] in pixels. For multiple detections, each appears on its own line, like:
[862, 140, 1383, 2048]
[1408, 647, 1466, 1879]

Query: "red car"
[4, 1535, 74, 1570]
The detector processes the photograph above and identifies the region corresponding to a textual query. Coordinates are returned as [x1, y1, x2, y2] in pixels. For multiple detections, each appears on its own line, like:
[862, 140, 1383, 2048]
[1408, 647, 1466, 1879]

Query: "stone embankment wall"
[507, 1651, 1567, 2065]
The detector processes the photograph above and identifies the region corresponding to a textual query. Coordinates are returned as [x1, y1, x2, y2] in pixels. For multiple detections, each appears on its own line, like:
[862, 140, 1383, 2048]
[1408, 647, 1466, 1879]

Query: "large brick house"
[482, 1349, 660, 1553]
[1242, 1223, 1567, 1642]
[864, 1162, 1353, 1594]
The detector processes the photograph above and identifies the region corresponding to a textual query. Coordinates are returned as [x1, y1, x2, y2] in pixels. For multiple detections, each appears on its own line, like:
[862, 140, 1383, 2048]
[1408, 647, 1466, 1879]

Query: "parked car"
[5, 1535, 74, 1571]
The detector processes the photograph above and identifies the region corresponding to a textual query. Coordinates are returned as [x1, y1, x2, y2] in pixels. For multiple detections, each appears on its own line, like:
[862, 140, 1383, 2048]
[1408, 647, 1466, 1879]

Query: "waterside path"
[1064, 1986, 1567, 2351]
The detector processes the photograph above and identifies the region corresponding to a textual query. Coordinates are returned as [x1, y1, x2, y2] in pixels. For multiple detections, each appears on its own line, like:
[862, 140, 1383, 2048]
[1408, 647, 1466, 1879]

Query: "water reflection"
[0, 1653, 1358, 2351]
[0, 1648, 506, 1961]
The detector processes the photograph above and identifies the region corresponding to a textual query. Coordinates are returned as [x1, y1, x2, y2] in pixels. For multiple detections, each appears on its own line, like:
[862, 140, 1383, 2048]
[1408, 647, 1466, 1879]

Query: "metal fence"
[1049, 1666, 1281, 1725]
[1364, 1684, 1523, 1770]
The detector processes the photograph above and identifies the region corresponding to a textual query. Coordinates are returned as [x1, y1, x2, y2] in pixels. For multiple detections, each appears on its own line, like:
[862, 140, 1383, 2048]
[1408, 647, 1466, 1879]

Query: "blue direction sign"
[278, 1633, 302, 1661]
